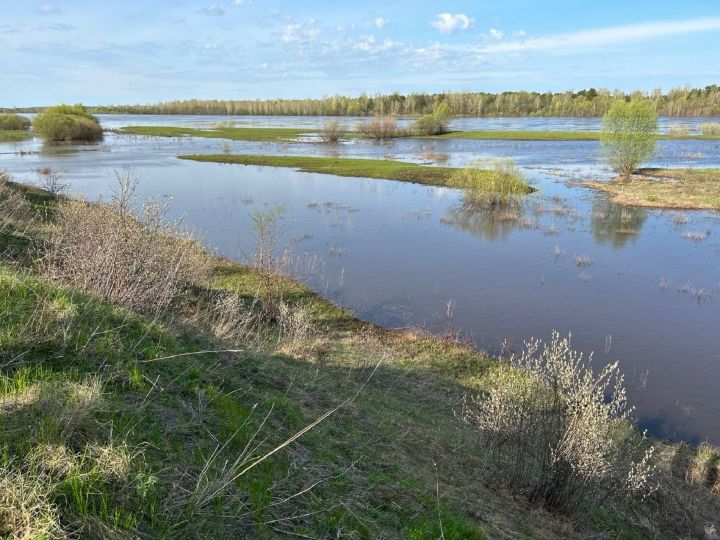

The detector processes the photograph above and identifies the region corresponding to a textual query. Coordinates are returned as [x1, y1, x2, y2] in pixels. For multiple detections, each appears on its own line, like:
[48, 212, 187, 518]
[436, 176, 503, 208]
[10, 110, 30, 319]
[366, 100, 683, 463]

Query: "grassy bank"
[178, 154, 533, 190]
[1, 177, 718, 538]
[433, 130, 720, 141]
[118, 125, 309, 142]
[585, 168, 720, 210]
[431, 130, 601, 141]
[0, 130, 34, 142]
[119, 125, 720, 143]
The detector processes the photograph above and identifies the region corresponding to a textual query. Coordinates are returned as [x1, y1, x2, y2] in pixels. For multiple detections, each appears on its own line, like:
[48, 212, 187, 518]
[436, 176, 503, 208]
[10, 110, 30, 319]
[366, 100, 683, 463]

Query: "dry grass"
[585, 168, 720, 210]
[41, 169, 211, 314]
[0, 172, 34, 235]
[0, 466, 62, 540]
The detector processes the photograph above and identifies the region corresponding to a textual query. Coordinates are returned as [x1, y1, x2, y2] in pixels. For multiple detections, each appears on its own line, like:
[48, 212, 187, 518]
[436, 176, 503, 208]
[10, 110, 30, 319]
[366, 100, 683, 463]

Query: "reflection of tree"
[591, 200, 647, 248]
[441, 196, 525, 242]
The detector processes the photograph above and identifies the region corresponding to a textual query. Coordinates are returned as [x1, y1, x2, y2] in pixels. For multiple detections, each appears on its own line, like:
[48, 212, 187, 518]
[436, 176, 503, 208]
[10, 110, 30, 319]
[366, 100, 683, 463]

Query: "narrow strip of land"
[119, 125, 720, 143]
[117, 125, 309, 142]
[584, 168, 720, 210]
[432, 130, 720, 141]
[179, 153, 534, 190]
[0, 130, 34, 142]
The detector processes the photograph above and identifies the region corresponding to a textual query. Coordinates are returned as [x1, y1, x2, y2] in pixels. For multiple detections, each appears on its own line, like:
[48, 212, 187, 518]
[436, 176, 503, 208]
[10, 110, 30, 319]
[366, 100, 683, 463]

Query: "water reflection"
[441, 197, 529, 242]
[591, 201, 648, 248]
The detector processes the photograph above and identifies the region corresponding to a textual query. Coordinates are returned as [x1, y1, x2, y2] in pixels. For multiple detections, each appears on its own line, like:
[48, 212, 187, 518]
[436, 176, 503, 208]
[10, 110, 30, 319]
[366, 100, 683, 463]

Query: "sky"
[1, 0, 720, 106]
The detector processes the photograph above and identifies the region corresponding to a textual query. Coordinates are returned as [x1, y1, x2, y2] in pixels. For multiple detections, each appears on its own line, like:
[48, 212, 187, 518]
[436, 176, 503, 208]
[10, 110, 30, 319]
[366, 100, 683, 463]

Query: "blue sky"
[2, 0, 720, 106]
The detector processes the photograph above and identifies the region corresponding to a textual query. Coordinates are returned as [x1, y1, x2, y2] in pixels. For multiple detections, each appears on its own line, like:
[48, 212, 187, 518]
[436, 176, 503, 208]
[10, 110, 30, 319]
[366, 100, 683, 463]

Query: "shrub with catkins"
[41, 169, 211, 314]
[463, 331, 657, 512]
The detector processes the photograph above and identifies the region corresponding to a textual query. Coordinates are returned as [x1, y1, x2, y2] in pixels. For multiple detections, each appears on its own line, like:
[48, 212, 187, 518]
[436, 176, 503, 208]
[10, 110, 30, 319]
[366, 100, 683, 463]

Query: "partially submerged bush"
[356, 117, 403, 139]
[0, 113, 31, 131]
[319, 119, 346, 144]
[699, 122, 720, 136]
[600, 99, 658, 177]
[666, 124, 690, 136]
[32, 103, 103, 142]
[451, 158, 532, 208]
[463, 332, 656, 512]
[413, 102, 453, 135]
[41, 170, 211, 314]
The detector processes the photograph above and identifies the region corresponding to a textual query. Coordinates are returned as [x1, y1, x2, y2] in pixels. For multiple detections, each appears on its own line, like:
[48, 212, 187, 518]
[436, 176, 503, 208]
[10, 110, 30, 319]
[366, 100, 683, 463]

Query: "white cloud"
[232, 0, 245, 4]
[355, 35, 400, 53]
[480, 17, 720, 53]
[282, 21, 321, 44]
[200, 4, 225, 16]
[374, 17, 386, 29]
[38, 4, 60, 15]
[489, 28, 504, 40]
[431, 13, 474, 34]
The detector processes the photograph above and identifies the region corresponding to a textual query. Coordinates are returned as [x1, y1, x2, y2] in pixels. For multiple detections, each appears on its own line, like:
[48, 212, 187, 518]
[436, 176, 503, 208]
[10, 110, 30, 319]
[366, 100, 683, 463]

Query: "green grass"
[118, 125, 310, 142]
[119, 125, 720, 143]
[0, 130, 34, 142]
[178, 154, 535, 190]
[430, 130, 720, 141]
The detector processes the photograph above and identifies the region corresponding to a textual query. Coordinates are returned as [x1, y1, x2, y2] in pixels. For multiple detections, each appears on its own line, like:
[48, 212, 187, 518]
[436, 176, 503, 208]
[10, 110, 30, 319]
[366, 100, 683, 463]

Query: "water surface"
[1, 117, 719, 445]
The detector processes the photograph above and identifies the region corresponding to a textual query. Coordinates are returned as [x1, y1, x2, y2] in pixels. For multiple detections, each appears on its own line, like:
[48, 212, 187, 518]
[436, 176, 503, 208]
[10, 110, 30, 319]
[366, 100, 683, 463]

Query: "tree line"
[6, 86, 720, 117]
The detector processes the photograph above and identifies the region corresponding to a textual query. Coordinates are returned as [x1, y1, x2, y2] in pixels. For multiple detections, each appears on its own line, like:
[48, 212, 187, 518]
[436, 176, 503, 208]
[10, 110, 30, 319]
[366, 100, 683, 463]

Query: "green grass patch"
[430, 130, 720, 141]
[0, 130, 34, 142]
[119, 125, 720, 144]
[118, 125, 310, 142]
[178, 154, 535, 191]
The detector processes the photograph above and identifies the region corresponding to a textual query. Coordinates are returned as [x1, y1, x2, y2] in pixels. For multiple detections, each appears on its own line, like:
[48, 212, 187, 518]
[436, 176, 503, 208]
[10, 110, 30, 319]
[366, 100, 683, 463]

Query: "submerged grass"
[585, 168, 720, 210]
[118, 125, 309, 142]
[178, 153, 535, 190]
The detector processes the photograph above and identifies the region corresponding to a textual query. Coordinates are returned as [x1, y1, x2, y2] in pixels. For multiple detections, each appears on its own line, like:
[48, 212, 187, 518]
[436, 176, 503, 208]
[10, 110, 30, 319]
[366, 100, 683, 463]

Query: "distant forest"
[9, 86, 720, 117]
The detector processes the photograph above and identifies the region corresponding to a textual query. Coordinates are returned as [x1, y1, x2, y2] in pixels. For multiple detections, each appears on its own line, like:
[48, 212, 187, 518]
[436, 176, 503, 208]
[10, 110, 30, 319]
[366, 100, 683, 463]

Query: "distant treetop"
[5, 86, 720, 117]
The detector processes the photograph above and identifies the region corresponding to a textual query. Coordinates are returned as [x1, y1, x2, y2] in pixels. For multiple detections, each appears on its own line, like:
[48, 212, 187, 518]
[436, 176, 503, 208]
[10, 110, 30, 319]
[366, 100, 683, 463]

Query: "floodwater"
[1, 115, 719, 445]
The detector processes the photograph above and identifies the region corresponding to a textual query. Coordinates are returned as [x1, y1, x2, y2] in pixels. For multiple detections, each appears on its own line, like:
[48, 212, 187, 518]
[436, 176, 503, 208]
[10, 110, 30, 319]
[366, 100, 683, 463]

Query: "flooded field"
[2, 115, 719, 444]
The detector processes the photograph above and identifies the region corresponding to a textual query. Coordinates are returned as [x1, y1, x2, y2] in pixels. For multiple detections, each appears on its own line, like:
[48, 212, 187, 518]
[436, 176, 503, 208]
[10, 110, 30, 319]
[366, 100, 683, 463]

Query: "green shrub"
[451, 158, 532, 207]
[0, 113, 31, 131]
[413, 102, 453, 135]
[32, 104, 103, 142]
[600, 100, 658, 177]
